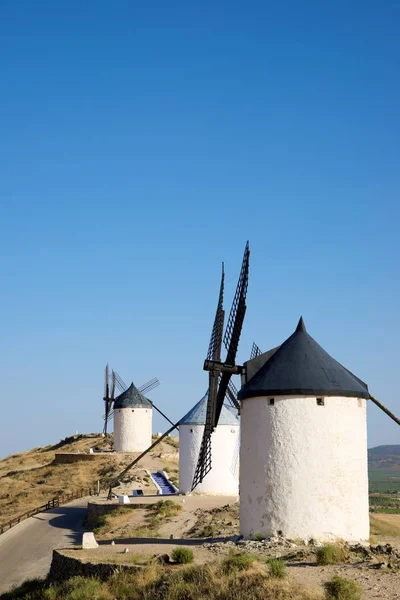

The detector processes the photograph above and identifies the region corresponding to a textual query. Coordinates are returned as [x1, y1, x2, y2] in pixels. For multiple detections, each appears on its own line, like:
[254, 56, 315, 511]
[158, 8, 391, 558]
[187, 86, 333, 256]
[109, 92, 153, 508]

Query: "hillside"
[1, 438, 399, 527]
[0, 433, 179, 527]
[368, 445, 400, 469]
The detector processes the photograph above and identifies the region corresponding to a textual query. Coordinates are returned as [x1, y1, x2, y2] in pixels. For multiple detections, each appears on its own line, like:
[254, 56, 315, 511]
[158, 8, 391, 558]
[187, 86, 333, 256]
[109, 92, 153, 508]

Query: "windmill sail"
[192, 243, 249, 490]
[250, 342, 262, 360]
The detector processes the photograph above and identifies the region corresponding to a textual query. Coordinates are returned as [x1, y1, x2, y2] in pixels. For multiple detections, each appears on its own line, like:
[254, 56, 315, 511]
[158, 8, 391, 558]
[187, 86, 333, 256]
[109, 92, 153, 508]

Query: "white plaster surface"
[118, 495, 130, 504]
[239, 395, 369, 542]
[82, 532, 98, 549]
[114, 407, 152, 452]
[179, 423, 239, 495]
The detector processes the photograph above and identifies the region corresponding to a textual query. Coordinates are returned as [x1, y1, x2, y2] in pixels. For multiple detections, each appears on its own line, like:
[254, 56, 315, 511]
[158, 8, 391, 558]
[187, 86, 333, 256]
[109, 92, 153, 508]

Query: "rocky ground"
[71, 496, 400, 599]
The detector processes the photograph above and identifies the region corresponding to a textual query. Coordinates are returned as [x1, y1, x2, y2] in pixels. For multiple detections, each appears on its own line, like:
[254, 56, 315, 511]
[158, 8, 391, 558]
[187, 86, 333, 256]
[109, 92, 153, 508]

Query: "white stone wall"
[240, 395, 369, 542]
[179, 423, 239, 495]
[114, 407, 152, 452]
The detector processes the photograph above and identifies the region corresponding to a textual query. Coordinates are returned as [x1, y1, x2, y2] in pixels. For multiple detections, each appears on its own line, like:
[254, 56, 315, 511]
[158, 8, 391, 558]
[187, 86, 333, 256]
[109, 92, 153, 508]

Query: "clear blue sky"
[1, 1, 399, 458]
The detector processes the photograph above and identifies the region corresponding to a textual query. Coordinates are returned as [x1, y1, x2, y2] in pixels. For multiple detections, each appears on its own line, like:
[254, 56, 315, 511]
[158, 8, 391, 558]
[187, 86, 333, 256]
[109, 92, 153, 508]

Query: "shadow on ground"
[98, 535, 236, 546]
[32, 505, 88, 544]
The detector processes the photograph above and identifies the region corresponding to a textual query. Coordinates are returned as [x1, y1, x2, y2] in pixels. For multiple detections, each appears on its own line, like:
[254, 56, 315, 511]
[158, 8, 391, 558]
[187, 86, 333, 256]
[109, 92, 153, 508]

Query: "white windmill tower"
[113, 383, 153, 452]
[102, 366, 160, 436]
[179, 392, 239, 495]
[192, 243, 400, 542]
[238, 316, 370, 542]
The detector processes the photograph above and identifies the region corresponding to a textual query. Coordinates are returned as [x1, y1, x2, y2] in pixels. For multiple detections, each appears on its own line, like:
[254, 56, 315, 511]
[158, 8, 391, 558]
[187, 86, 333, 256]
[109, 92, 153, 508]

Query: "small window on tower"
[316, 398, 325, 406]
[269, 398, 275, 406]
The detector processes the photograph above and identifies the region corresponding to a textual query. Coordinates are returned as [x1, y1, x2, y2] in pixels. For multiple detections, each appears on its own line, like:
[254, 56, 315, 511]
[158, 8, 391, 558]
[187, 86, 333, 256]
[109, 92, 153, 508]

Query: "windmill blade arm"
[226, 381, 240, 411]
[104, 364, 109, 399]
[139, 378, 160, 395]
[111, 421, 180, 487]
[250, 342, 262, 360]
[191, 430, 212, 490]
[110, 371, 116, 400]
[223, 242, 249, 360]
[103, 399, 113, 434]
[214, 372, 233, 426]
[207, 264, 225, 362]
[113, 370, 128, 393]
[150, 401, 177, 429]
[191, 371, 218, 489]
[370, 394, 400, 426]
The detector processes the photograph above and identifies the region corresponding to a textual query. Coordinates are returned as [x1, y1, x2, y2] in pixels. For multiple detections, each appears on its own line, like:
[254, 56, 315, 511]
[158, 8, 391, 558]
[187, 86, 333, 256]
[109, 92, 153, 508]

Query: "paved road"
[0, 498, 88, 595]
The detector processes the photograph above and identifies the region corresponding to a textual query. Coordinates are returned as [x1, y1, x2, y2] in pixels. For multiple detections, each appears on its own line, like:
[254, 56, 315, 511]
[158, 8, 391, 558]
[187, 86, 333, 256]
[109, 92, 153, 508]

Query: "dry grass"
[0, 434, 168, 526]
[92, 507, 133, 536]
[315, 544, 349, 566]
[324, 576, 362, 600]
[163, 436, 179, 449]
[2, 557, 324, 600]
[93, 500, 183, 540]
[370, 513, 400, 537]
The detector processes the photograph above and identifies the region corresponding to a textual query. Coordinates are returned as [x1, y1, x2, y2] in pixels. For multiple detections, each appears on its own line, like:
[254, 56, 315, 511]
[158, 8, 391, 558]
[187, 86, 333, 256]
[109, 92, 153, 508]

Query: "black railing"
[0, 487, 99, 535]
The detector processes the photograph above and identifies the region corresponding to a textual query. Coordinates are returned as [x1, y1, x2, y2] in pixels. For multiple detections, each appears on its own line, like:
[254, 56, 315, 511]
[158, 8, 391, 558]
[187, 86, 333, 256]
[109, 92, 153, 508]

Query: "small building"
[238, 317, 370, 542]
[179, 392, 239, 495]
[113, 383, 152, 452]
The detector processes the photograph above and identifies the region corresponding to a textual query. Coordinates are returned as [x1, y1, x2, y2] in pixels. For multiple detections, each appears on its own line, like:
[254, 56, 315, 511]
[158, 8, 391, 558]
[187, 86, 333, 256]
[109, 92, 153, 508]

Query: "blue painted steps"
[151, 471, 177, 495]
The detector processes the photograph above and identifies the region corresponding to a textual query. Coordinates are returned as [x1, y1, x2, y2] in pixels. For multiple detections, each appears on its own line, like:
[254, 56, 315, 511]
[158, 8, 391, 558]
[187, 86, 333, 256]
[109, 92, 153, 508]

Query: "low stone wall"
[86, 500, 148, 528]
[49, 550, 140, 582]
[54, 453, 98, 464]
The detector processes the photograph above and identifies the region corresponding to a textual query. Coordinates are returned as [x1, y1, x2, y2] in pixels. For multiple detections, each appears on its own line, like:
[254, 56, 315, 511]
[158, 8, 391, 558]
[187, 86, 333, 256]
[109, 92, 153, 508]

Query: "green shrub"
[198, 523, 217, 538]
[221, 550, 256, 573]
[171, 547, 195, 564]
[266, 558, 286, 579]
[316, 544, 349, 565]
[0, 577, 45, 599]
[250, 531, 265, 541]
[44, 577, 110, 600]
[93, 515, 107, 533]
[324, 576, 362, 600]
[151, 500, 182, 518]
[131, 525, 160, 538]
[180, 564, 213, 584]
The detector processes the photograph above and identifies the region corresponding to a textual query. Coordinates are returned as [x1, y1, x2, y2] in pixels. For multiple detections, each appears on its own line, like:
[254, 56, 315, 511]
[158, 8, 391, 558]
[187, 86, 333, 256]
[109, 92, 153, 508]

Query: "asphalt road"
[0, 498, 88, 595]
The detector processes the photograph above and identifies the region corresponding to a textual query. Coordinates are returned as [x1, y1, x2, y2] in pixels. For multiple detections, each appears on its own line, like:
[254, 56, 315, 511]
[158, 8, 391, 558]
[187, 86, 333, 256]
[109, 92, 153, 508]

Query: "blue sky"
[0, 1, 399, 457]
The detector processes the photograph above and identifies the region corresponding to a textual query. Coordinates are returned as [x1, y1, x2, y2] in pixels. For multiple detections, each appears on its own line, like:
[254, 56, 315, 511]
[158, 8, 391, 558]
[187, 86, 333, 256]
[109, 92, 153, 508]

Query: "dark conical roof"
[179, 391, 239, 426]
[238, 317, 369, 400]
[114, 383, 153, 409]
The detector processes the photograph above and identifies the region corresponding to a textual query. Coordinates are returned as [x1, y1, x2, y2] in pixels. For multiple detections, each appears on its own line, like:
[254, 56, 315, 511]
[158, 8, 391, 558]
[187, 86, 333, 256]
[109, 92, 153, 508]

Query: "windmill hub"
[203, 360, 243, 375]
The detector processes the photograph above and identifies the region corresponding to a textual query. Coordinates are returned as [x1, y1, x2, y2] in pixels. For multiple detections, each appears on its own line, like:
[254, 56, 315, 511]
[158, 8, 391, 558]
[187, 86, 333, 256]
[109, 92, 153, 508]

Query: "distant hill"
[368, 445, 400, 469]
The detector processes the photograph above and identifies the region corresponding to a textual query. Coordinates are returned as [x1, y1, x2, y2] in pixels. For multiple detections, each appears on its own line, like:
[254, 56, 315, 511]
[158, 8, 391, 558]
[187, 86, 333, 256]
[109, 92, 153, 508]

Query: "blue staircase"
[151, 471, 177, 495]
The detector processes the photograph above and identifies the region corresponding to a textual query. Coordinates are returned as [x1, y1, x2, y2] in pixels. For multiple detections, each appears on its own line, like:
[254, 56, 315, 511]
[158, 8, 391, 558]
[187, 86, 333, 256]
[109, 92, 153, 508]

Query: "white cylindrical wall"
[179, 424, 239, 495]
[114, 407, 152, 452]
[240, 395, 369, 542]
